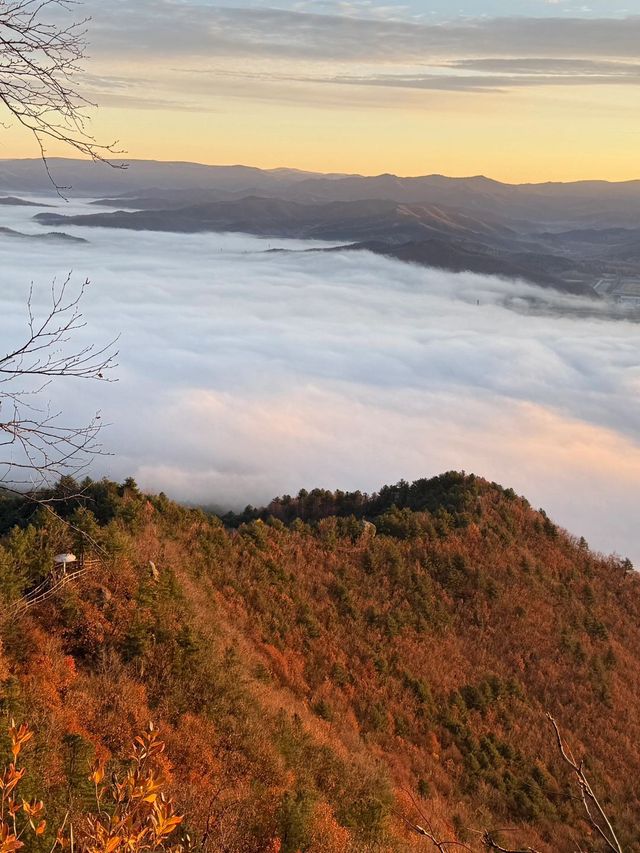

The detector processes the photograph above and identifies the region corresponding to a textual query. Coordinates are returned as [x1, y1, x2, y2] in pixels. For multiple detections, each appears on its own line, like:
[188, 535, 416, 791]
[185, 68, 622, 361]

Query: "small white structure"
[54, 553, 78, 574]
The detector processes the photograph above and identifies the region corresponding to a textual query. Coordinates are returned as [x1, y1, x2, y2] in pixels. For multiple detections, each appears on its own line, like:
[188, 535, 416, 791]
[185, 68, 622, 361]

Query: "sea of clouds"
[1, 198, 639, 563]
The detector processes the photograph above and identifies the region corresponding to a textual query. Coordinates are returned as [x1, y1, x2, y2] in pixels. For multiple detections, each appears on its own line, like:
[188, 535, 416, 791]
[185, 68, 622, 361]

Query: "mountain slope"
[7, 158, 640, 294]
[3, 158, 640, 229]
[34, 197, 513, 242]
[329, 239, 577, 289]
[0, 225, 87, 243]
[0, 473, 637, 852]
[0, 195, 51, 207]
[32, 197, 593, 291]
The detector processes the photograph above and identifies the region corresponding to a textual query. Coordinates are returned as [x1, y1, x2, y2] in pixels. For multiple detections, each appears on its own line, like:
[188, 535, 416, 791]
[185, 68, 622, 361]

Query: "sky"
[1, 199, 639, 564]
[2, 0, 640, 180]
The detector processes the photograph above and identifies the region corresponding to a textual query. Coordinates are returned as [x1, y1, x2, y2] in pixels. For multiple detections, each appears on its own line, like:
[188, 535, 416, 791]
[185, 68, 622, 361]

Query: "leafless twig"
[394, 788, 473, 852]
[482, 832, 542, 853]
[546, 714, 622, 853]
[0, 0, 124, 190]
[0, 275, 118, 487]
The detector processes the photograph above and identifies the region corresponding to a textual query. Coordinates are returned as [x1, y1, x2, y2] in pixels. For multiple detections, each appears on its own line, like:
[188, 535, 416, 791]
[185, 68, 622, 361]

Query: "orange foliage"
[0, 720, 184, 853]
[1, 473, 639, 851]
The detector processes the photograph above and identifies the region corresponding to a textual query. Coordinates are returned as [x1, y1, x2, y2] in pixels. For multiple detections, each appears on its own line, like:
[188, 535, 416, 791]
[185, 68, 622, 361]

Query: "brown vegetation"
[0, 473, 638, 851]
[0, 718, 183, 852]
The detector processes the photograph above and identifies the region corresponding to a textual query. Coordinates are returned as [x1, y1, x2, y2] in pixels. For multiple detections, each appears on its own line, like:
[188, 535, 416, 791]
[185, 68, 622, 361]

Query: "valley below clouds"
[2, 198, 639, 563]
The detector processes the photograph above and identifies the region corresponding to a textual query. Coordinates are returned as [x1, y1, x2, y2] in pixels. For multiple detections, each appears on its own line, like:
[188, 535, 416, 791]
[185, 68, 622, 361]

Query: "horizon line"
[1, 156, 640, 189]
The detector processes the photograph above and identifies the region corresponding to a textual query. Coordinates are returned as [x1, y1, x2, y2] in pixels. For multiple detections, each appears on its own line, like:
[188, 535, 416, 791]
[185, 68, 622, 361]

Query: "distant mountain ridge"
[2, 158, 640, 216]
[32, 193, 620, 294]
[0, 225, 86, 244]
[0, 195, 51, 207]
[5, 158, 640, 295]
[35, 196, 514, 241]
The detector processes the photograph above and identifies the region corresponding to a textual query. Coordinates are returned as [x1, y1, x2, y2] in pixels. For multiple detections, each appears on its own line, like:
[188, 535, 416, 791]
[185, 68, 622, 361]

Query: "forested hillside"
[0, 472, 637, 852]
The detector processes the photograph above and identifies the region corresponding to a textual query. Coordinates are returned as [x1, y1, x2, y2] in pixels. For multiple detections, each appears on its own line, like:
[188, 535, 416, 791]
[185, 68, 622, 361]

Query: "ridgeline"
[0, 472, 637, 852]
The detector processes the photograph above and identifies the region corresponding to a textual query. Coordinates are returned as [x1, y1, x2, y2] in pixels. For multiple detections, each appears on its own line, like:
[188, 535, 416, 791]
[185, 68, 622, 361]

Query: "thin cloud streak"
[67, 5, 640, 119]
[13, 2, 635, 182]
[82, 5, 640, 63]
[318, 71, 640, 92]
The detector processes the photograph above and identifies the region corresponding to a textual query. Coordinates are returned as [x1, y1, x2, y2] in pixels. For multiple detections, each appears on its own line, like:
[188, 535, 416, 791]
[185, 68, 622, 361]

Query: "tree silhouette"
[1, 1, 120, 488]
[0, 0, 122, 186]
[0, 276, 117, 488]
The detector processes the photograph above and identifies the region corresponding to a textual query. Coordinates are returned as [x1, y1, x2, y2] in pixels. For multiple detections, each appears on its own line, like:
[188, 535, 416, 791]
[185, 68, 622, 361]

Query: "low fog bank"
[1, 198, 638, 563]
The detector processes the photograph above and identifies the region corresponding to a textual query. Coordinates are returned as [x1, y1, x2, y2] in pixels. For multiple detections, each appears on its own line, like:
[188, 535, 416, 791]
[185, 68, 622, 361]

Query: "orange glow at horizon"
[1, 84, 639, 184]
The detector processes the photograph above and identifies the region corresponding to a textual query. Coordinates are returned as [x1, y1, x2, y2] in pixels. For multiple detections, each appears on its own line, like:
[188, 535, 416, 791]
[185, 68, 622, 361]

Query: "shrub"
[0, 720, 184, 853]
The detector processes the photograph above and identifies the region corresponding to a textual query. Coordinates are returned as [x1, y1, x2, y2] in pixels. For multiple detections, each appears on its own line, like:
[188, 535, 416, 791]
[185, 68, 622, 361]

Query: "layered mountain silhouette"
[0, 225, 86, 243]
[0, 195, 51, 207]
[4, 158, 640, 293]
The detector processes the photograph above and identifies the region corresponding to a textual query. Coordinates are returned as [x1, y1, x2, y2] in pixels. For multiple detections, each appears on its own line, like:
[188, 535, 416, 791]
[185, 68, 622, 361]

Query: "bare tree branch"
[0, 0, 125, 190]
[394, 788, 473, 853]
[0, 275, 118, 487]
[397, 813, 472, 852]
[482, 832, 542, 853]
[546, 714, 623, 853]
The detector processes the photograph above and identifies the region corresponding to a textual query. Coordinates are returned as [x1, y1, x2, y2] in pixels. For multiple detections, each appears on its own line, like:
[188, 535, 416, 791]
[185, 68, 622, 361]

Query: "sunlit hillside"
[0, 473, 637, 852]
